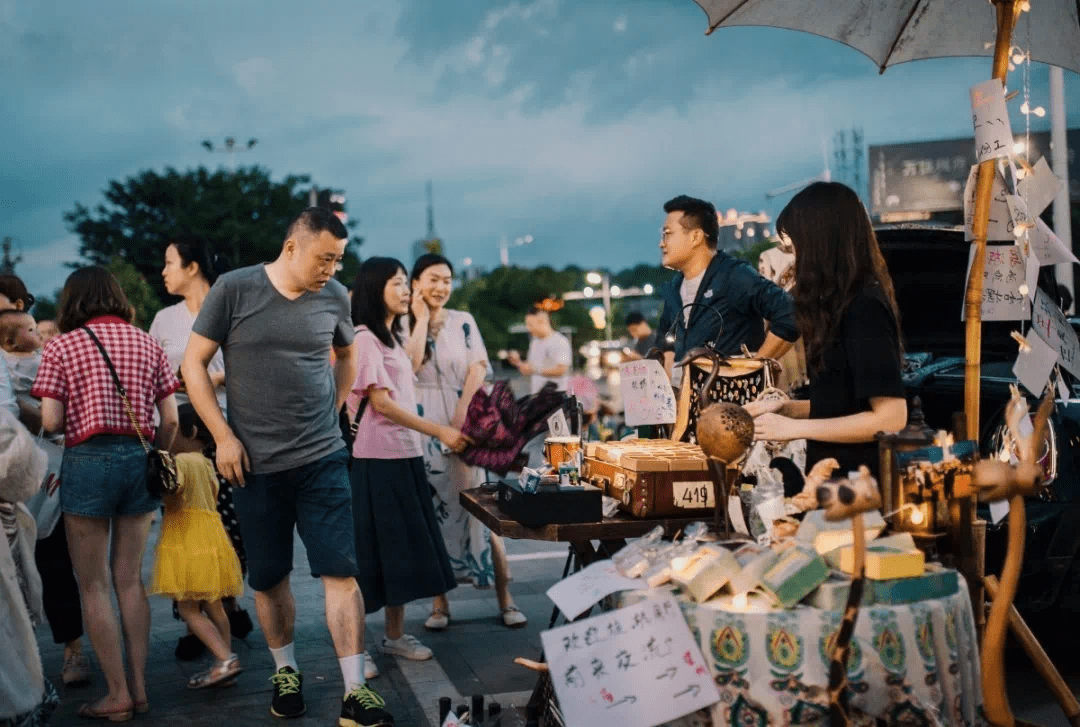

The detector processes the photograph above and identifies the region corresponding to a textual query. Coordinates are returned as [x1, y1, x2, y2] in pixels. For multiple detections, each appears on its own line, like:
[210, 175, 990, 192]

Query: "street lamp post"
[586, 271, 613, 341]
[201, 137, 258, 171]
[499, 234, 533, 266]
[564, 279, 656, 343]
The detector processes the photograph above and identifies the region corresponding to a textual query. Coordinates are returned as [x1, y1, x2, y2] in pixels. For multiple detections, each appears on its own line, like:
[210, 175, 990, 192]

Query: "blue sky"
[2, 0, 1079, 299]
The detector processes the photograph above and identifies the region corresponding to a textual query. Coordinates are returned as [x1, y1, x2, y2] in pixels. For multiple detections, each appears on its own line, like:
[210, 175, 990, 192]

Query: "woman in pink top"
[345, 257, 467, 679]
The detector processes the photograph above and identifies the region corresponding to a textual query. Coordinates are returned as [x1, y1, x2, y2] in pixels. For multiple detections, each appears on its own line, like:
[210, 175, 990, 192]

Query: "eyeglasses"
[660, 227, 677, 242]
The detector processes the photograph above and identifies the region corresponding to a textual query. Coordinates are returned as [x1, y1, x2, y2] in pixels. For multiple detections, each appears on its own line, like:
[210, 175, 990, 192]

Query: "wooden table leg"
[985, 575, 1080, 727]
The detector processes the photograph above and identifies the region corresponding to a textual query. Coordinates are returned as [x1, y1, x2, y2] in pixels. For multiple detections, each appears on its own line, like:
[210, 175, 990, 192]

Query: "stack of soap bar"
[671, 546, 741, 603]
[796, 509, 886, 555]
[760, 545, 829, 608]
[804, 573, 874, 610]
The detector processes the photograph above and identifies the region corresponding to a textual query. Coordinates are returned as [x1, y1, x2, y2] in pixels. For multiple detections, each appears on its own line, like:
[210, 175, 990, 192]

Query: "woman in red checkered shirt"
[31, 266, 180, 721]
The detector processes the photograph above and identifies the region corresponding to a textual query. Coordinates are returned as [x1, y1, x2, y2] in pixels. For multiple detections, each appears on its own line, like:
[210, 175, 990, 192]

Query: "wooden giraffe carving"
[973, 386, 1054, 727]
[815, 465, 882, 727]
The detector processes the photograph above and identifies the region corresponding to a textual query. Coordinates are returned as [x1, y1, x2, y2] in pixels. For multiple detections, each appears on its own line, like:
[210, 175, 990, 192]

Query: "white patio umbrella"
[691, 3, 1080, 726]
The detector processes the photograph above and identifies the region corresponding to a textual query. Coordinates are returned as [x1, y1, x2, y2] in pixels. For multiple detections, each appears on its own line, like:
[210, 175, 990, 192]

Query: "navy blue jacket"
[656, 251, 798, 359]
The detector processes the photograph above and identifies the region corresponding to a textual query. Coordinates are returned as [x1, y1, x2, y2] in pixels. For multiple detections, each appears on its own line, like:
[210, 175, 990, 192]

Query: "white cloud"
[613, 15, 628, 33]
[232, 56, 274, 96]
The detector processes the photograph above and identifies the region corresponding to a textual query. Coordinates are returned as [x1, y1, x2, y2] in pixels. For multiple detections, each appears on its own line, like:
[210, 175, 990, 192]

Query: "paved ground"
[35, 522, 1080, 727]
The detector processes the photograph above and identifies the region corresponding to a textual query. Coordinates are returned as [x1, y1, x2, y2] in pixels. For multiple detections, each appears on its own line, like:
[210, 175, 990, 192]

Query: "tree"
[64, 166, 363, 305]
[109, 257, 162, 329]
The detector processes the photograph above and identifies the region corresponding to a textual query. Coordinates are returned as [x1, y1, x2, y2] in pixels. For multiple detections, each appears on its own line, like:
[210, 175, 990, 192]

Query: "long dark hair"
[408, 253, 455, 362]
[351, 257, 407, 348]
[57, 266, 134, 333]
[776, 182, 900, 372]
[169, 236, 230, 285]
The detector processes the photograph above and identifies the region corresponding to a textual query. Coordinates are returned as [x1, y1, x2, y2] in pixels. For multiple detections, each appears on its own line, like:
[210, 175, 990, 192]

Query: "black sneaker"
[339, 684, 394, 727]
[270, 667, 305, 718]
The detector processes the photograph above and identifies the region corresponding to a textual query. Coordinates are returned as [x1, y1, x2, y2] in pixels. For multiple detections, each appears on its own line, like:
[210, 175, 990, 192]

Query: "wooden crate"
[581, 440, 716, 518]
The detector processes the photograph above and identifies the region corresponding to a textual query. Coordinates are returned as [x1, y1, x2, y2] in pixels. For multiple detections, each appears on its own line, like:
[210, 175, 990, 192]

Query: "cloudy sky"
[3, 0, 1079, 299]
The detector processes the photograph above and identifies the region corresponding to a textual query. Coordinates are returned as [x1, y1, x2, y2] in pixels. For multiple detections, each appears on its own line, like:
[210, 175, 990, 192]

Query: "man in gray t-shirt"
[183, 208, 392, 725]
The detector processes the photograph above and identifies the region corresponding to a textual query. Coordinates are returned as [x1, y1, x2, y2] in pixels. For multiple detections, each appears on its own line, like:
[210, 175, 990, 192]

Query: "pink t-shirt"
[347, 326, 424, 460]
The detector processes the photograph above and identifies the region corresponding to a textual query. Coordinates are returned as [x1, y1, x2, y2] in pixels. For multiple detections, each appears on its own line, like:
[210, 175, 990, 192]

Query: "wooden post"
[982, 495, 1026, 727]
[965, 0, 1022, 440]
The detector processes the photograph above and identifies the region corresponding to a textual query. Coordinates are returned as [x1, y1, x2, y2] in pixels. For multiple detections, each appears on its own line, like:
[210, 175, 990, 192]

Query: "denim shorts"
[60, 435, 159, 518]
[230, 447, 357, 592]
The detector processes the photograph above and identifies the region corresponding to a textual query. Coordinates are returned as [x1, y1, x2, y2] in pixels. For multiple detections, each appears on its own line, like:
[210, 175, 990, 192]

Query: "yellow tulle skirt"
[151, 508, 243, 602]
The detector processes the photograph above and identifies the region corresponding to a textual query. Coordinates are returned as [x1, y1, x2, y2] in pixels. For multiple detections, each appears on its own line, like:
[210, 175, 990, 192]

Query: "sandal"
[424, 607, 451, 631]
[76, 701, 134, 722]
[500, 605, 528, 629]
[187, 654, 243, 689]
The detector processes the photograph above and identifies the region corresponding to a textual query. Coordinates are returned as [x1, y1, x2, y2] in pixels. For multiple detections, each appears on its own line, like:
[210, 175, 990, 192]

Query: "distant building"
[411, 181, 446, 264]
[717, 209, 772, 250]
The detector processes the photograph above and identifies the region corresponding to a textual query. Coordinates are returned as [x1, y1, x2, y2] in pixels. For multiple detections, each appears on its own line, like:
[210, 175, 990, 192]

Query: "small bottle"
[438, 697, 452, 723]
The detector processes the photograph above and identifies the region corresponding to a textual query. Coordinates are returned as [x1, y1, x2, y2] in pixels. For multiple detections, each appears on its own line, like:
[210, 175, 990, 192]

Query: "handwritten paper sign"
[1019, 157, 1062, 217]
[1025, 245, 1040, 300]
[1005, 194, 1034, 237]
[541, 594, 720, 727]
[1029, 218, 1078, 266]
[620, 359, 677, 427]
[1031, 288, 1080, 379]
[546, 560, 644, 622]
[964, 164, 1013, 241]
[1013, 332, 1058, 396]
[548, 409, 571, 438]
[971, 79, 1013, 163]
[961, 244, 1030, 321]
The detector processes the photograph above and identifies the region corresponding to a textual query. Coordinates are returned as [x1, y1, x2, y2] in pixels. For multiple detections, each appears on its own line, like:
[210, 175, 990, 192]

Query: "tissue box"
[837, 544, 925, 580]
[760, 546, 829, 608]
[497, 478, 602, 527]
[869, 564, 957, 604]
[796, 509, 886, 555]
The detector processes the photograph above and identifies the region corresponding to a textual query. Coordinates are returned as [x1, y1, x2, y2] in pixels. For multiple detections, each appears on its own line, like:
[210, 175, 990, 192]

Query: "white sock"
[270, 643, 298, 672]
[339, 654, 366, 694]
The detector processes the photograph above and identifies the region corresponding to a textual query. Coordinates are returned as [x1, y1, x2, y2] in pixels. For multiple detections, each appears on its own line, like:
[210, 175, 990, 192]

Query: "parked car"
[877, 223, 1080, 625]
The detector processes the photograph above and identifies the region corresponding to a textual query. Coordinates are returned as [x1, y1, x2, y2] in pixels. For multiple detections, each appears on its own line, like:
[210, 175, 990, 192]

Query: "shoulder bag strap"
[350, 397, 369, 439]
[81, 326, 152, 454]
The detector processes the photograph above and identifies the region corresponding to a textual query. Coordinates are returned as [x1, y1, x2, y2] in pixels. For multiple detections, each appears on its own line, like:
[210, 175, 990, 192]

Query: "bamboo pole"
[965, 0, 1022, 440]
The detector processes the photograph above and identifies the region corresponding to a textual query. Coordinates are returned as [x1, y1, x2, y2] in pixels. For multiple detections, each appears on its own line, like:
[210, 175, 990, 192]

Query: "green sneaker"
[339, 683, 394, 727]
[270, 666, 305, 718]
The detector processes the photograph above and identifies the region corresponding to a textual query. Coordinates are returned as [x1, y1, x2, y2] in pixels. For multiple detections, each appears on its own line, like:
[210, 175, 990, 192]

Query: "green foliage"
[108, 257, 162, 329]
[449, 263, 671, 359]
[64, 165, 363, 304]
[728, 239, 776, 270]
[31, 291, 60, 321]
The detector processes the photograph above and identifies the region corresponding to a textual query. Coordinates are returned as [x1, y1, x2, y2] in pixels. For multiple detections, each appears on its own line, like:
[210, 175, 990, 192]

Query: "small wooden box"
[581, 440, 715, 518]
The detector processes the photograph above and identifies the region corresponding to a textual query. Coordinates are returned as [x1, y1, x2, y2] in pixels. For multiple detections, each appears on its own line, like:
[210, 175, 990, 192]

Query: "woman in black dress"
[745, 182, 907, 482]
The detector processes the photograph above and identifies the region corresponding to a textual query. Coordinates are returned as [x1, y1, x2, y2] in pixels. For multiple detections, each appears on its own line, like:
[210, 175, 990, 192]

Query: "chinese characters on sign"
[620, 359, 677, 427]
[970, 79, 1013, 164]
[962, 244, 1030, 322]
[1031, 289, 1080, 379]
[964, 165, 1013, 241]
[540, 595, 720, 727]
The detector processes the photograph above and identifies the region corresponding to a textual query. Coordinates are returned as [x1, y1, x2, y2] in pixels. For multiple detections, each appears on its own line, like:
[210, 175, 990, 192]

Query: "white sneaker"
[381, 634, 433, 661]
[363, 652, 380, 679]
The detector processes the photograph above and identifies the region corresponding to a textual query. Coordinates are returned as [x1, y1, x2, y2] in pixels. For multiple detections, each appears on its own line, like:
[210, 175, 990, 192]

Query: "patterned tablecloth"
[620, 577, 984, 726]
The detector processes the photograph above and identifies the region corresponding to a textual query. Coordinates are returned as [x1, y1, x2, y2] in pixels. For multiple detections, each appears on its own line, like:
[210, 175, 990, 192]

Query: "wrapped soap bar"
[642, 541, 697, 588]
[672, 546, 741, 603]
[759, 545, 829, 608]
[612, 525, 665, 576]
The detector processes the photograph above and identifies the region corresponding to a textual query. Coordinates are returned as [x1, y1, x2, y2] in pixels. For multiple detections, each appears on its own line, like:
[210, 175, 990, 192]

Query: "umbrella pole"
[965, 0, 1022, 442]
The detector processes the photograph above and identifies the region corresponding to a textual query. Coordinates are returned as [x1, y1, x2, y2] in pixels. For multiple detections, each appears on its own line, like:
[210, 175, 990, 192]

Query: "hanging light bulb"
[1020, 101, 1030, 114]
[1020, 0, 1031, 11]
[1032, 106, 1046, 117]
[910, 508, 925, 526]
[1012, 50, 1027, 64]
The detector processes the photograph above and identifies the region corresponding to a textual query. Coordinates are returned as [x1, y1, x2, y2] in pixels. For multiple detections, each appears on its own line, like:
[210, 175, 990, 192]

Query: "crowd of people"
[1, 181, 907, 727]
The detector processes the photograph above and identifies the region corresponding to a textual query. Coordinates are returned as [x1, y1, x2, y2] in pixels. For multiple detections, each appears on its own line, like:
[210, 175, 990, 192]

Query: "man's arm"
[739, 267, 799, 346]
[332, 340, 359, 411]
[756, 332, 794, 360]
[182, 332, 250, 484]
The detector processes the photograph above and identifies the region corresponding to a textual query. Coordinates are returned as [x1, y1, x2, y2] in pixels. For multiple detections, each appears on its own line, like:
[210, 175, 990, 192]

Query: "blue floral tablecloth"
[620, 576, 984, 726]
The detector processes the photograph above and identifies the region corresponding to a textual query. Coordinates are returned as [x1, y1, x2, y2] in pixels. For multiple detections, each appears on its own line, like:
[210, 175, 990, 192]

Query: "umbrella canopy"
[692, 0, 1080, 75]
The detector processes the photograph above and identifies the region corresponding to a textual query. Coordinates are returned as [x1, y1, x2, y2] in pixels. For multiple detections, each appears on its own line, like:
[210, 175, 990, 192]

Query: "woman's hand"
[743, 398, 784, 418]
[438, 426, 471, 454]
[752, 413, 801, 442]
[411, 285, 430, 322]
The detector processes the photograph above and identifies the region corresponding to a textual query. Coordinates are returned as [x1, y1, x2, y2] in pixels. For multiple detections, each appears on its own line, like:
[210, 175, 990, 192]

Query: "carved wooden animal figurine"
[973, 388, 1053, 727]
[815, 465, 882, 727]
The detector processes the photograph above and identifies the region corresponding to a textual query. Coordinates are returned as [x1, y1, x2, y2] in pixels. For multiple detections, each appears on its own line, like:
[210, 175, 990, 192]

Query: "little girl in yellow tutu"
[151, 440, 244, 689]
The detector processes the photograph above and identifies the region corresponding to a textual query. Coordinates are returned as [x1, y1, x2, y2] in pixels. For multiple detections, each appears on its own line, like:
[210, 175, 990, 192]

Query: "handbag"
[81, 327, 180, 498]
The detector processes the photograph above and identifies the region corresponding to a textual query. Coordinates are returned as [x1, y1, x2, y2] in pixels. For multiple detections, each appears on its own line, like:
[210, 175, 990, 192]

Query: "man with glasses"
[655, 195, 797, 387]
[183, 207, 395, 726]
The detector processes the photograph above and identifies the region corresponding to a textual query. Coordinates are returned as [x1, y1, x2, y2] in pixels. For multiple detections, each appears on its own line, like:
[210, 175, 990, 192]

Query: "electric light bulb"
[1020, 102, 1031, 114]
[1033, 106, 1046, 117]
[583, 287, 594, 297]
[732, 592, 749, 611]
[1013, 141, 1026, 154]
[1019, 284, 1030, 296]
[1020, 1, 1030, 11]
[610, 285, 621, 296]
[1012, 52, 1026, 64]
[910, 509, 925, 526]
[643, 284, 654, 295]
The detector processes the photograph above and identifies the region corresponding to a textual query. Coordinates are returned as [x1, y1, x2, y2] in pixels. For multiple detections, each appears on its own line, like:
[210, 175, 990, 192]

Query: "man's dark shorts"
[231, 447, 357, 592]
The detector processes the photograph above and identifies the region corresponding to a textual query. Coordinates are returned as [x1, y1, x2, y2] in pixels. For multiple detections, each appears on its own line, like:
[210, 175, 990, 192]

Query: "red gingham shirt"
[31, 316, 180, 447]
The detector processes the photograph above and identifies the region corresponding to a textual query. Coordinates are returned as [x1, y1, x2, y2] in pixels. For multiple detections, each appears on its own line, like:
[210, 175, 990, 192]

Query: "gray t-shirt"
[526, 331, 572, 394]
[192, 264, 354, 474]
